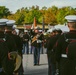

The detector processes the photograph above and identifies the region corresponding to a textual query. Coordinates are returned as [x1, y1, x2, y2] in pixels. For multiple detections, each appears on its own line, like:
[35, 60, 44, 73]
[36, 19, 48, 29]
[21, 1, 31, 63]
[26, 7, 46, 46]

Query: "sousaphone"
[10, 51, 22, 72]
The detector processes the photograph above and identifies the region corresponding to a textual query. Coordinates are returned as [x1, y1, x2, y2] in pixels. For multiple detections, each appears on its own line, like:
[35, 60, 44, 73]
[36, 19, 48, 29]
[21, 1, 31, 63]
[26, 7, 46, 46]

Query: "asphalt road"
[22, 54, 48, 75]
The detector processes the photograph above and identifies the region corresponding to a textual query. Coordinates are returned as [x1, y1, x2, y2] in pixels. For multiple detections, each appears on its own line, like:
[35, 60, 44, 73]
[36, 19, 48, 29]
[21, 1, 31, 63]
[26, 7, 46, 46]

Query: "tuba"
[9, 51, 22, 72]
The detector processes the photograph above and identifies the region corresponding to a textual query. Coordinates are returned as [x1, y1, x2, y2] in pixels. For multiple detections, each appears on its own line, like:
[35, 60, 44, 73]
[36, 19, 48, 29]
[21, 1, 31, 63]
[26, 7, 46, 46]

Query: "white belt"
[61, 54, 67, 58]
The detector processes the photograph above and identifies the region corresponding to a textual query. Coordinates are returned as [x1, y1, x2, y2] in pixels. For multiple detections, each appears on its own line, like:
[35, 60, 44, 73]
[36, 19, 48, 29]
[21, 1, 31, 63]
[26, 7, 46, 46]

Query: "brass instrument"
[9, 51, 22, 72]
[32, 35, 37, 43]
[32, 34, 41, 44]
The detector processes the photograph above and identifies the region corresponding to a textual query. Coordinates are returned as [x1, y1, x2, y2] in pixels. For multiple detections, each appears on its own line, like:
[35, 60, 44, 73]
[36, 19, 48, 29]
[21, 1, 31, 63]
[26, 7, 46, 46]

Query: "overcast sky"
[0, 0, 76, 13]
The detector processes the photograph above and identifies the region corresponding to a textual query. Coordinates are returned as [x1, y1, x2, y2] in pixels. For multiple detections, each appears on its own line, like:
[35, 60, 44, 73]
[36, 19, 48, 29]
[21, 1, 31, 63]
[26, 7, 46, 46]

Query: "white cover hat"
[65, 15, 76, 22]
[6, 20, 16, 26]
[39, 30, 42, 32]
[0, 19, 8, 25]
[24, 30, 28, 32]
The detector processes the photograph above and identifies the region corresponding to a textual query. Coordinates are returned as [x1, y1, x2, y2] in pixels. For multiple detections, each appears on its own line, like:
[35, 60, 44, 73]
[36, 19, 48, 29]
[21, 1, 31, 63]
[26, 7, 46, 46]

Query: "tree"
[0, 6, 10, 18]
[42, 6, 47, 10]
[44, 7, 56, 24]
[56, 6, 76, 24]
[16, 14, 25, 25]
[24, 6, 42, 24]
[1, 5, 76, 25]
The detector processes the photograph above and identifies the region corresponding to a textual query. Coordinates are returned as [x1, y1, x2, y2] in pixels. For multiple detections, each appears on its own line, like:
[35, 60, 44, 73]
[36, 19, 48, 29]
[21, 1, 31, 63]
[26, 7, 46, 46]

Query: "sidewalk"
[23, 54, 48, 75]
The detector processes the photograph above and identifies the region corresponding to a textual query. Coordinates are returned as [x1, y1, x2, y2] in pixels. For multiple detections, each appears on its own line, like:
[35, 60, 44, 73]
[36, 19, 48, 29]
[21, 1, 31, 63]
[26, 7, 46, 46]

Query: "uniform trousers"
[23, 42, 29, 54]
[33, 46, 41, 65]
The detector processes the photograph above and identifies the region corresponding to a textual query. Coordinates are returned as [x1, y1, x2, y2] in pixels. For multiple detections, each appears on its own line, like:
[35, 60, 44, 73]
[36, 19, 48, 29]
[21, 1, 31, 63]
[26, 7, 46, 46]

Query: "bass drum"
[9, 51, 22, 72]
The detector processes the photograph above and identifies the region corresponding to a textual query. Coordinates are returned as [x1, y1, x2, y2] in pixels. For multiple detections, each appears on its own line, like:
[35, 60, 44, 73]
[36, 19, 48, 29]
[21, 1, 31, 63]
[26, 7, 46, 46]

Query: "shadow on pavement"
[24, 68, 48, 75]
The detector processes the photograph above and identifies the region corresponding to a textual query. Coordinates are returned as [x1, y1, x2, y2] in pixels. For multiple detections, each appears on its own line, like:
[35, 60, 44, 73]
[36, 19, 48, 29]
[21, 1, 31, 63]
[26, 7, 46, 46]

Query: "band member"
[31, 29, 43, 65]
[6, 20, 23, 75]
[38, 30, 44, 54]
[46, 29, 57, 75]
[23, 30, 29, 54]
[5, 20, 17, 52]
[55, 15, 76, 75]
[0, 19, 15, 75]
[12, 29, 23, 56]
[46, 28, 62, 75]
[12, 29, 23, 75]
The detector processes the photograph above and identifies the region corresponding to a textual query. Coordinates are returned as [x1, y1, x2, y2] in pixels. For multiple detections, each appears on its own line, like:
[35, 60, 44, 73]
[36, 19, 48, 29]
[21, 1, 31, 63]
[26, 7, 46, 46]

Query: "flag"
[33, 17, 37, 29]
[42, 17, 45, 31]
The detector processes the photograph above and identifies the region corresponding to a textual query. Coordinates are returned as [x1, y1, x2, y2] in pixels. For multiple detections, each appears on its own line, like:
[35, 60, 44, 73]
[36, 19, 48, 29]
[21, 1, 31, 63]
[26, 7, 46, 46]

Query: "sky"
[0, 0, 76, 13]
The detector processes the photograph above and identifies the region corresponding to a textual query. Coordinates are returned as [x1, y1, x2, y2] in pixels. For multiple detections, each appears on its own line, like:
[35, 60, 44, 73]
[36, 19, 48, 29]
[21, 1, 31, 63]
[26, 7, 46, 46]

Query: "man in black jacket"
[23, 30, 29, 54]
[31, 29, 44, 65]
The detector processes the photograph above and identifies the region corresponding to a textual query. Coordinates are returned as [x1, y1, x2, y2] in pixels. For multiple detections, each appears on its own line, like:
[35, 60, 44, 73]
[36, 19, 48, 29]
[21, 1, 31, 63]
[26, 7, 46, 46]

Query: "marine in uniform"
[12, 29, 23, 75]
[38, 30, 44, 54]
[0, 19, 15, 75]
[12, 29, 23, 56]
[5, 20, 23, 75]
[55, 15, 76, 75]
[46, 29, 62, 75]
[5, 20, 17, 52]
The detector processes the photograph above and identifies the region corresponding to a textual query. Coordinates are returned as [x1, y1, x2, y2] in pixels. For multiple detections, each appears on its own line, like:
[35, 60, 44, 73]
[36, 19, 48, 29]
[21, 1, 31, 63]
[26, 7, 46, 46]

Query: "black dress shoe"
[34, 64, 37, 66]
[37, 63, 40, 66]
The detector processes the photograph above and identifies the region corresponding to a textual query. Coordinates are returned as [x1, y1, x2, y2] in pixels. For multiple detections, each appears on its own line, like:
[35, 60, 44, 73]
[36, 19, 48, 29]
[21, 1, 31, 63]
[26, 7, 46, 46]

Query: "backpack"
[64, 33, 76, 59]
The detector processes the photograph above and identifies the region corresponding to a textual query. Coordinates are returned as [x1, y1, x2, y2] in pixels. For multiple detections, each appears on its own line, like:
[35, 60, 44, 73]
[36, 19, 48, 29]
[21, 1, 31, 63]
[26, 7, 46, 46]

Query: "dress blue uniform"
[0, 19, 15, 75]
[6, 20, 23, 75]
[55, 15, 76, 75]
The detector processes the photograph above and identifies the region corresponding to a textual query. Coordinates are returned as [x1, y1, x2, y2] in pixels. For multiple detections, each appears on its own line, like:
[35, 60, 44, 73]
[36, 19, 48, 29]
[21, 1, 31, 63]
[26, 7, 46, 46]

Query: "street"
[23, 54, 48, 75]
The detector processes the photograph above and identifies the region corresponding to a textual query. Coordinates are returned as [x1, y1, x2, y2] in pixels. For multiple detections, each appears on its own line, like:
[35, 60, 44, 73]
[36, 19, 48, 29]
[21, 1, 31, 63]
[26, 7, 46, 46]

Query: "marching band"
[1, 15, 76, 75]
